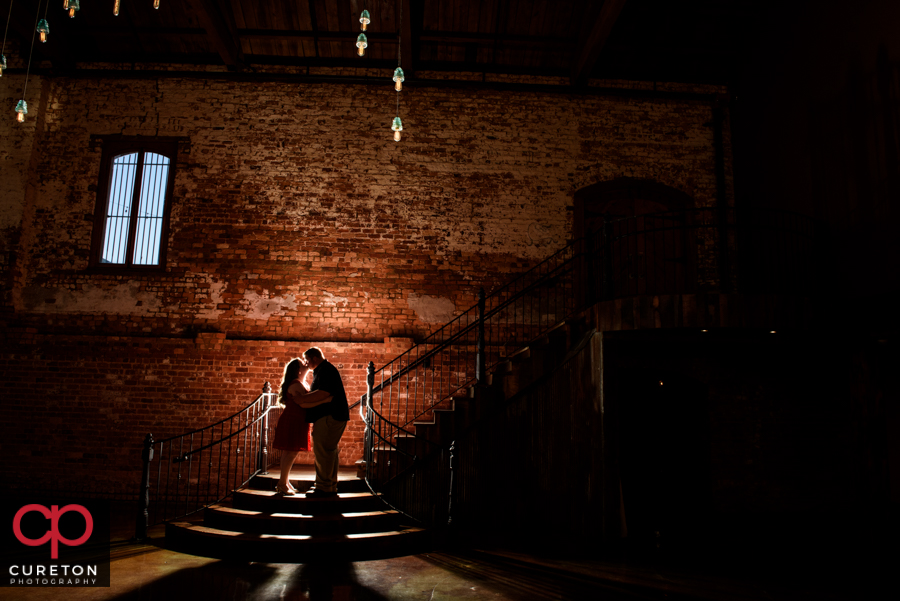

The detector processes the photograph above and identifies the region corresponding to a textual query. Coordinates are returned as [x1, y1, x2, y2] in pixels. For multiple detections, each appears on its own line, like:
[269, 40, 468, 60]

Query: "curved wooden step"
[166, 521, 430, 563]
[247, 472, 370, 493]
[232, 489, 386, 514]
[204, 502, 402, 535]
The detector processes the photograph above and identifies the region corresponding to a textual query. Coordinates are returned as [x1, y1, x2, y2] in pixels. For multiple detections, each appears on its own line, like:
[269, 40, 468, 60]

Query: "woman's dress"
[272, 379, 312, 452]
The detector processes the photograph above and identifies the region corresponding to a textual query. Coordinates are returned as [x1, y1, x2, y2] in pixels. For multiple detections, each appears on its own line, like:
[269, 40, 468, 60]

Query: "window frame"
[89, 137, 179, 272]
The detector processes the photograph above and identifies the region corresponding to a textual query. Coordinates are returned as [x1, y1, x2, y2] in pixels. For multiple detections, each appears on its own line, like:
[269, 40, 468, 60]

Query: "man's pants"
[312, 415, 347, 492]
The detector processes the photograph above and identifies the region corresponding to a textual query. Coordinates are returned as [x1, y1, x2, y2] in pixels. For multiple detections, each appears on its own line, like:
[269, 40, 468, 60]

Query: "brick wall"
[0, 330, 406, 496]
[2, 74, 726, 340]
[0, 71, 729, 495]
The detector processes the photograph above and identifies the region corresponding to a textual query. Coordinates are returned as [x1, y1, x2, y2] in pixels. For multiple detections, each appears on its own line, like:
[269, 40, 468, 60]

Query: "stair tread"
[208, 503, 398, 520]
[237, 490, 376, 500]
[170, 521, 425, 542]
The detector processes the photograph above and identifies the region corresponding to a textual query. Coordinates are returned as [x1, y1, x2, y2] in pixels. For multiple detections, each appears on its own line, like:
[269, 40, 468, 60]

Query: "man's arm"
[296, 389, 332, 408]
[287, 382, 332, 407]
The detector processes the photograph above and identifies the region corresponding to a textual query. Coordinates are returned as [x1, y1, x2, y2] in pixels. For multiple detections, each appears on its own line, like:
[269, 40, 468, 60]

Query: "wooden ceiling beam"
[570, 0, 628, 87]
[419, 33, 571, 47]
[185, 0, 248, 71]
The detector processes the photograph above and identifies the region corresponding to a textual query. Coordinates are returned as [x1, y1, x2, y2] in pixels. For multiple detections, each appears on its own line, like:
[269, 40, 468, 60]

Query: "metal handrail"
[135, 382, 281, 539]
[351, 253, 574, 411]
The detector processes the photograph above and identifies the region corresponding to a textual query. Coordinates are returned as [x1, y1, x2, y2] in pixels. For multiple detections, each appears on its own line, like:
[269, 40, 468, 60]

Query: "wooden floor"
[9, 467, 887, 600]
[9, 534, 881, 601]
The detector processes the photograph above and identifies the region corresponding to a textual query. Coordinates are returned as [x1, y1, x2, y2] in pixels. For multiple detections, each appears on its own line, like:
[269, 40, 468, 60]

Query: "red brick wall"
[0, 330, 404, 496]
[0, 71, 729, 496]
[3, 75, 727, 340]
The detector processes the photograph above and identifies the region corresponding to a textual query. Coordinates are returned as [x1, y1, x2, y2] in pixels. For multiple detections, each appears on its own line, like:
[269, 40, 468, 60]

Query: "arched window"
[574, 178, 699, 297]
[573, 177, 694, 238]
[90, 138, 178, 270]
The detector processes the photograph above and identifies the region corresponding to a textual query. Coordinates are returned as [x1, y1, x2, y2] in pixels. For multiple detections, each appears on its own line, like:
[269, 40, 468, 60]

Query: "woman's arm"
[287, 382, 332, 408]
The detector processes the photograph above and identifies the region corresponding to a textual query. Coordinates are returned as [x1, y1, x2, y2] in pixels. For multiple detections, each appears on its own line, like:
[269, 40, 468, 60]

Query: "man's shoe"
[305, 489, 337, 499]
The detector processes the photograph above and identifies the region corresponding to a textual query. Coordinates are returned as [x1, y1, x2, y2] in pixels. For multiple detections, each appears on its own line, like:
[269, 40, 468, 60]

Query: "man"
[302, 347, 349, 498]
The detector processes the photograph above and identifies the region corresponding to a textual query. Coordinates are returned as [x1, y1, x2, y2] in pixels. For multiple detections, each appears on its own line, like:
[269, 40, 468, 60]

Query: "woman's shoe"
[275, 484, 296, 496]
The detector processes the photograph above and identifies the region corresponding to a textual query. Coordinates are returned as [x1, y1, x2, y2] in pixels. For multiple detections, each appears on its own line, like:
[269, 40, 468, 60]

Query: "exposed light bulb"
[17, 111, 24, 123]
[356, 34, 367, 57]
[393, 67, 405, 92]
[154, 0, 160, 9]
[37, 19, 49, 43]
[394, 130, 401, 142]
[360, 10, 370, 31]
[64, 0, 69, 9]
[114, 0, 120, 16]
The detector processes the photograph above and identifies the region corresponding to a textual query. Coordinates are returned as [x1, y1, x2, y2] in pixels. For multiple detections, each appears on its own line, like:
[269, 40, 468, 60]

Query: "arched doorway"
[574, 178, 698, 298]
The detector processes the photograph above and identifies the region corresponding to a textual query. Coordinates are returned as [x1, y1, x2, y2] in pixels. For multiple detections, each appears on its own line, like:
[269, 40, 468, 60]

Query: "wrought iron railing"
[357, 239, 582, 497]
[358, 206, 822, 526]
[135, 382, 281, 538]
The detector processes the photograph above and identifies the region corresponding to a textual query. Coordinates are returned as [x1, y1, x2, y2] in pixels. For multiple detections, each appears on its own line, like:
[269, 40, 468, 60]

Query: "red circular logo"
[12, 504, 94, 559]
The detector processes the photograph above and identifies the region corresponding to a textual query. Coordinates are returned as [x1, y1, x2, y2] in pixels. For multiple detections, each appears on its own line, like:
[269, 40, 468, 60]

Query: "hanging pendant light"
[356, 33, 367, 57]
[16, 0, 40, 124]
[68, 0, 80, 17]
[15, 99, 27, 123]
[360, 10, 370, 31]
[114, 0, 120, 16]
[0, 55, 6, 77]
[36, 19, 49, 43]
[391, 1, 406, 142]
[153, 0, 160, 9]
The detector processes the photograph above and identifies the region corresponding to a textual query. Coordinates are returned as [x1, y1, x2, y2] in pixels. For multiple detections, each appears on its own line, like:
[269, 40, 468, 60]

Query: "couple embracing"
[272, 347, 349, 498]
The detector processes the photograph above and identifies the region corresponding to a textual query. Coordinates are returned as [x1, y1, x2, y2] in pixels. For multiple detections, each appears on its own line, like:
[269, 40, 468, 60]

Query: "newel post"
[448, 440, 457, 529]
[365, 362, 375, 471]
[258, 381, 272, 474]
[135, 433, 154, 541]
[476, 287, 486, 384]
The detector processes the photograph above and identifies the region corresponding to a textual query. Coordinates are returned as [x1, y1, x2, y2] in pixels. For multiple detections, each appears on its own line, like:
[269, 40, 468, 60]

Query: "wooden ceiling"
[6, 0, 758, 86]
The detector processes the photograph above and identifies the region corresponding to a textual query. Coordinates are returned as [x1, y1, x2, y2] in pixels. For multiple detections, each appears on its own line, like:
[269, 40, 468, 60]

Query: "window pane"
[101, 152, 138, 264]
[133, 152, 170, 266]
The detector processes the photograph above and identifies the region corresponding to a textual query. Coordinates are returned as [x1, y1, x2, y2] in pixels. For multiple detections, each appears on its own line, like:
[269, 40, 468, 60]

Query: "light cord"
[396, 0, 402, 117]
[2, 0, 14, 56]
[22, 0, 43, 99]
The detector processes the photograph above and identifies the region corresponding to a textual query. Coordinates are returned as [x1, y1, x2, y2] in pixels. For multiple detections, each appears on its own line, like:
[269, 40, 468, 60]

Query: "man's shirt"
[307, 360, 349, 422]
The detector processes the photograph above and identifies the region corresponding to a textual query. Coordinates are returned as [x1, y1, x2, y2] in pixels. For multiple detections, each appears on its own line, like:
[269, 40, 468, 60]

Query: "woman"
[272, 358, 332, 495]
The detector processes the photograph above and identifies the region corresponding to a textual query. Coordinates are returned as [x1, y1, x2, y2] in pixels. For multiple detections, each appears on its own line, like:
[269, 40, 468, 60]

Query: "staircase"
[165, 468, 430, 563]
[379, 319, 584, 459]
[361, 316, 593, 533]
